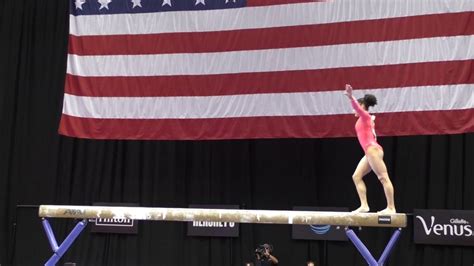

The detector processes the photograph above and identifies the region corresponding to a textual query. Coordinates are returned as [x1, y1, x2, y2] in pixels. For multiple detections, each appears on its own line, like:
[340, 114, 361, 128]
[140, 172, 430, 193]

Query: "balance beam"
[38, 205, 406, 266]
[39, 205, 406, 228]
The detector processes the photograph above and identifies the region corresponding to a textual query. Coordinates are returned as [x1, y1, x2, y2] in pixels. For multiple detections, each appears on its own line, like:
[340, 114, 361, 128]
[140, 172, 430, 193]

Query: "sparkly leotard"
[350, 96, 383, 153]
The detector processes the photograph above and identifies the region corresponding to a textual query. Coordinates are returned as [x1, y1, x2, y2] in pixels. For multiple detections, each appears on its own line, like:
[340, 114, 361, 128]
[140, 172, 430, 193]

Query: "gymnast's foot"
[377, 207, 396, 214]
[351, 206, 370, 213]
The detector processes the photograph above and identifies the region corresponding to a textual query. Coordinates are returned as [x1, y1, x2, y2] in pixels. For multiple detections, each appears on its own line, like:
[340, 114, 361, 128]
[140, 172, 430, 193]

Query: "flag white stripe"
[70, 0, 474, 36]
[62, 84, 474, 119]
[66, 35, 474, 77]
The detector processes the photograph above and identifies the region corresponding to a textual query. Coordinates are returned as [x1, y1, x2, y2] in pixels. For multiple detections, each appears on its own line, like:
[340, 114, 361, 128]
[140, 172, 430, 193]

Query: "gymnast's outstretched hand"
[344, 84, 353, 98]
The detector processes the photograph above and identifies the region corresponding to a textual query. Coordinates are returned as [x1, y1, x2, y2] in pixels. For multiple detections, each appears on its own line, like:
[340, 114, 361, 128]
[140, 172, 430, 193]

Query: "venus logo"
[415, 216, 473, 237]
[413, 210, 474, 246]
[310, 224, 331, 234]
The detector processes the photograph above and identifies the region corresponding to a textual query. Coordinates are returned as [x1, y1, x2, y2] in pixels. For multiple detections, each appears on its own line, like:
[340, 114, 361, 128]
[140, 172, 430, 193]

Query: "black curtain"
[1, 1, 473, 265]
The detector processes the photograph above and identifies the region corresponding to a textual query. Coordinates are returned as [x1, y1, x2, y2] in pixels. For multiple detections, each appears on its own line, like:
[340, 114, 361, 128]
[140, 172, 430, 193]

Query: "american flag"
[60, 0, 474, 140]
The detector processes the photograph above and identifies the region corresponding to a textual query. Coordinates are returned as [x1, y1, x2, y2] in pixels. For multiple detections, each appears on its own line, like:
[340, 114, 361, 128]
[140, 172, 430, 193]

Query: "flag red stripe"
[59, 109, 474, 140]
[68, 12, 474, 56]
[247, 0, 321, 7]
[65, 60, 474, 97]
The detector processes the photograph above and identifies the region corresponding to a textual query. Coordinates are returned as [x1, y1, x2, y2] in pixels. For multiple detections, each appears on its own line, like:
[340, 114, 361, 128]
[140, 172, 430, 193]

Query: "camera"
[255, 245, 266, 258]
[255, 244, 272, 258]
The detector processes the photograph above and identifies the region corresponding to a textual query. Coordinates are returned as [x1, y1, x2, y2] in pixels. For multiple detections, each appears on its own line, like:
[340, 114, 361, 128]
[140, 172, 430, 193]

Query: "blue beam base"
[41, 218, 88, 266]
[345, 228, 402, 266]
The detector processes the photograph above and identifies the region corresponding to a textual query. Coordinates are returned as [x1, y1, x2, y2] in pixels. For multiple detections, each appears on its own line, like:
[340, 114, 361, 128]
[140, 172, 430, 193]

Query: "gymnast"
[343, 84, 396, 214]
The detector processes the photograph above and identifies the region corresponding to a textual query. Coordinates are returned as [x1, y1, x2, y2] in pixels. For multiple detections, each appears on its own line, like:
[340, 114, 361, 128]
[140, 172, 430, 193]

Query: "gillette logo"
[416, 216, 473, 237]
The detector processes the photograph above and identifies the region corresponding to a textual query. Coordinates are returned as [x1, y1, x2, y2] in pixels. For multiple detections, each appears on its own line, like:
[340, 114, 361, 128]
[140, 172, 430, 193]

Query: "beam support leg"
[346, 228, 378, 266]
[42, 219, 88, 266]
[345, 228, 402, 266]
[378, 228, 402, 265]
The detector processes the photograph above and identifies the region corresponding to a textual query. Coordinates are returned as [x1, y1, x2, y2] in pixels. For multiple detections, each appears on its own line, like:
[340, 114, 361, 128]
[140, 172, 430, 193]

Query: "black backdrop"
[1, 1, 473, 265]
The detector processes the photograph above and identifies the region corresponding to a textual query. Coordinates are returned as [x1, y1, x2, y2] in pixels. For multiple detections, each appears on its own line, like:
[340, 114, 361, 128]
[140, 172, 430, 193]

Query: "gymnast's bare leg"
[365, 146, 396, 214]
[351, 156, 371, 213]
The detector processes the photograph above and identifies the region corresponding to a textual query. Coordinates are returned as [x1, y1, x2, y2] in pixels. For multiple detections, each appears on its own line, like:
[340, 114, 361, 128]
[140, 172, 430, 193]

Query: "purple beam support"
[345, 228, 402, 266]
[42, 219, 88, 266]
[42, 219, 59, 252]
[345, 228, 378, 266]
[378, 228, 402, 265]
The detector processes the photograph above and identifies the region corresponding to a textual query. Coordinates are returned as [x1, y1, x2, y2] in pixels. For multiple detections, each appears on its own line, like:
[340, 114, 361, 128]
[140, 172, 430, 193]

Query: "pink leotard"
[350, 96, 383, 153]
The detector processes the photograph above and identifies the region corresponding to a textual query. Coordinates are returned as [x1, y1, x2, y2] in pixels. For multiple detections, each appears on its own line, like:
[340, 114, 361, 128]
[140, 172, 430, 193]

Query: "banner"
[90, 202, 138, 234]
[292, 206, 348, 241]
[187, 205, 239, 237]
[414, 209, 474, 246]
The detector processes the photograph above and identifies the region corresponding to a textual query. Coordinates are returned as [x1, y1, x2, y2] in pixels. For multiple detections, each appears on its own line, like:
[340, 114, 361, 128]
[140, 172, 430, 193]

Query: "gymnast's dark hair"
[357, 94, 377, 110]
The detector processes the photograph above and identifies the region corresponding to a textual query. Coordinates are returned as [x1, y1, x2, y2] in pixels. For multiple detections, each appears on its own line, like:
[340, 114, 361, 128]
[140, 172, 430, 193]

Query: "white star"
[131, 0, 142, 8]
[195, 0, 205, 5]
[225, 0, 236, 3]
[98, 0, 112, 10]
[75, 0, 86, 9]
[162, 0, 171, 6]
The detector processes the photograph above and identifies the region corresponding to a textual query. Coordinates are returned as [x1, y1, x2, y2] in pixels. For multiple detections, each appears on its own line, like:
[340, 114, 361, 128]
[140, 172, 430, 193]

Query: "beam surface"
[38, 205, 407, 228]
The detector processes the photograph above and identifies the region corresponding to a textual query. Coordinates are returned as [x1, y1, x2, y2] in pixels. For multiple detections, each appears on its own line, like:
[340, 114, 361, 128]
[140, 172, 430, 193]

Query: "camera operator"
[255, 244, 278, 265]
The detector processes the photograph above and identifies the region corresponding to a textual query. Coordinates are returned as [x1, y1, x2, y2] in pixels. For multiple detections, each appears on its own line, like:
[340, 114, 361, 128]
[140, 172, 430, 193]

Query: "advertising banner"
[187, 204, 239, 237]
[90, 202, 138, 234]
[414, 209, 474, 246]
[292, 206, 348, 241]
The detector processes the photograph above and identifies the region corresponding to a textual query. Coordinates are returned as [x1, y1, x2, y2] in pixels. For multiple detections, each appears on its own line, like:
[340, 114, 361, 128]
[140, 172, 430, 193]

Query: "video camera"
[255, 244, 273, 258]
